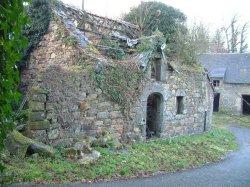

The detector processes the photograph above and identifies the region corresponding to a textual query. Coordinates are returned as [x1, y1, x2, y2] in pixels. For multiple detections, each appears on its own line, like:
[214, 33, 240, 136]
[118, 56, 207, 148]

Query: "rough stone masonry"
[21, 21, 213, 148]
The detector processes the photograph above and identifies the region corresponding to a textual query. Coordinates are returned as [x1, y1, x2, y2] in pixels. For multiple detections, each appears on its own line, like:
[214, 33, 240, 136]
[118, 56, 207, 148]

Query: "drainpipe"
[204, 109, 207, 131]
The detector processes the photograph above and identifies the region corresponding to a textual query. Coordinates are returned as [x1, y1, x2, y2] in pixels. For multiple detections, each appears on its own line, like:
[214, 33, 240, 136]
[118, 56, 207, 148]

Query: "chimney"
[82, 0, 84, 11]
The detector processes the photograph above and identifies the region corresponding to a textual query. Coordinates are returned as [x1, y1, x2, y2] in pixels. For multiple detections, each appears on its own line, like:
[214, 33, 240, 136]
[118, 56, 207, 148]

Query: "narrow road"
[13, 126, 250, 187]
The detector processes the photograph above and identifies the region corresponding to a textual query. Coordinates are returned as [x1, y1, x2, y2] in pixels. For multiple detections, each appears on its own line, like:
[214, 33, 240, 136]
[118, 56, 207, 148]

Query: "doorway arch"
[146, 93, 163, 138]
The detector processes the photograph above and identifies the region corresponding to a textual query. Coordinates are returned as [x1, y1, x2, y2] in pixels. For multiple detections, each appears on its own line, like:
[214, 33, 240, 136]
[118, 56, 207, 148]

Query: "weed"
[213, 112, 250, 128]
[5, 128, 237, 184]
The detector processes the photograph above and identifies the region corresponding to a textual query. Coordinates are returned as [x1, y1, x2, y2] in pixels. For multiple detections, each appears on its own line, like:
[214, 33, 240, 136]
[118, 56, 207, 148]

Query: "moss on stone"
[29, 120, 50, 130]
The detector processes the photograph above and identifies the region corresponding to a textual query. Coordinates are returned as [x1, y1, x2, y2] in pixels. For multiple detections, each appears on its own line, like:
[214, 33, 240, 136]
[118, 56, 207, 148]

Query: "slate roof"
[198, 53, 250, 84]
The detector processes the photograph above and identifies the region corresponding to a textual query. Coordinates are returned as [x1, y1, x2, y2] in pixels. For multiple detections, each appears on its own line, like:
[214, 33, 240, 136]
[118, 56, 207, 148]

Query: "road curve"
[12, 126, 250, 187]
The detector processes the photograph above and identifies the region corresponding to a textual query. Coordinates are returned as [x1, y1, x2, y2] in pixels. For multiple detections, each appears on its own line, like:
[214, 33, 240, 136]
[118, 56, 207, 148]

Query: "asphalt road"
[12, 126, 250, 187]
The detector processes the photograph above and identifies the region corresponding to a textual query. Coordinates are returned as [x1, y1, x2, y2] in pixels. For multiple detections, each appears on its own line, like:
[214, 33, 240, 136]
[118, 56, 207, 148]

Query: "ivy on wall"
[0, 0, 29, 176]
[93, 64, 145, 112]
[20, 0, 51, 67]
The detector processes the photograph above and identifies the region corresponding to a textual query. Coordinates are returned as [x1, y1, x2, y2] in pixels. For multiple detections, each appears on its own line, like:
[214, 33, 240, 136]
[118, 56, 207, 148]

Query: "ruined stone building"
[199, 53, 250, 115]
[21, 2, 213, 148]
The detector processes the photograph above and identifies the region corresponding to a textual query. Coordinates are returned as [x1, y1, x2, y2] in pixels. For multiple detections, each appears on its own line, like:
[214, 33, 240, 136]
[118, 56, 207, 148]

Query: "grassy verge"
[213, 112, 250, 128]
[4, 128, 237, 184]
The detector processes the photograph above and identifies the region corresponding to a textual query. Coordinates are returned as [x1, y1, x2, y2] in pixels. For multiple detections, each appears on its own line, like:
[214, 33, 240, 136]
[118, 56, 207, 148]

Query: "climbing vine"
[100, 37, 126, 60]
[0, 0, 29, 178]
[20, 0, 51, 67]
[93, 64, 145, 112]
[92, 31, 166, 112]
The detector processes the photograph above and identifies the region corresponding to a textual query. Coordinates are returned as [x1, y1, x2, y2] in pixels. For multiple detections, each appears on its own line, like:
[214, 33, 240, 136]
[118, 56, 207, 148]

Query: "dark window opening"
[242, 95, 250, 115]
[213, 80, 220, 87]
[151, 60, 162, 81]
[146, 93, 163, 139]
[151, 62, 156, 79]
[177, 96, 184, 114]
[213, 93, 220, 112]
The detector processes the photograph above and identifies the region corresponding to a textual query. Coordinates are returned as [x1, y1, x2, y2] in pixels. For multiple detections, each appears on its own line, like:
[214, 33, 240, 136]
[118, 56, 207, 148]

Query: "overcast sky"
[61, 0, 250, 47]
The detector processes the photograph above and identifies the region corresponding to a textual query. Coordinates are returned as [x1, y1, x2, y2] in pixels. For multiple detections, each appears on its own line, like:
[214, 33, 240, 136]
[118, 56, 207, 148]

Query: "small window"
[177, 96, 184, 114]
[151, 60, 162, 81]
[213, 80, 220, 87]
[151, 62, 156, 79]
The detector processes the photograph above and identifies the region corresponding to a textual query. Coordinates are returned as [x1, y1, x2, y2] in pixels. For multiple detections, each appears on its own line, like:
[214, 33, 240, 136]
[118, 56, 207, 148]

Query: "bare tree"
[230, 16, 239, 53]
[223, 26, 230, 52]
[222, 15, 249, 53]
[210, 28, 226, 53]
[239, 22, 249, 53]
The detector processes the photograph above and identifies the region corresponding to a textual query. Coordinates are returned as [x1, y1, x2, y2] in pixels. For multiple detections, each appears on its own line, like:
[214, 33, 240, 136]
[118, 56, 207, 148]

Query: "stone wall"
[21, 21, 213, 147]
[26, 67, 130, 147]
[215, 81, 250, 115]
[134, 69, 213, 138]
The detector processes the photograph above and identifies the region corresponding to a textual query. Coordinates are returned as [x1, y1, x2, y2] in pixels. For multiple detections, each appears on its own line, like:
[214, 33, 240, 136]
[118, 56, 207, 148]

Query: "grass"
[4, 128, 237, 184]
[213, 112, 250, 128]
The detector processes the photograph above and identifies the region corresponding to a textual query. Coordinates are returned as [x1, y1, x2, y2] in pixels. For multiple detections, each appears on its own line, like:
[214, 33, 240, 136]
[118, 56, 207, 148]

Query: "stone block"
[110, 111, 123, 119]
[29, 112, 45, 121]
[98, 102, 111, 110]
[97, 112, 110, 120]
[29, 120, 50, 130]
[94, 121, 103, 126]
[29, 93, 46, 102]
[50, 123, 60, 129]
[48, 129, 60, 140]
[111, 119, 124, 126]
[31, 130, 48, 143]
[81, 117, 95, 125]
[88, 94, 97, 100]
[104, 119, 112, 125]
[29, 101, 44, 111]
[46, 103, 54, 110]
[87, 109, 98, 116]
[79, 92, 87, 100]
[80, 125, 93, 131]
[79, 101, 90, 111]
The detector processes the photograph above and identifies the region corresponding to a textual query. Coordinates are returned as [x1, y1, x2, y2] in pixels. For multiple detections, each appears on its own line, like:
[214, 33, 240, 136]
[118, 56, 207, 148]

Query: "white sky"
[61, 0, 250, 47]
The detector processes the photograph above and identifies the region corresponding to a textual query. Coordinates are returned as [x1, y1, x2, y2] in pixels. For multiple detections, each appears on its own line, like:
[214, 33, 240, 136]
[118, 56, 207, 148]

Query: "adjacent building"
[198, 53, 250, 115]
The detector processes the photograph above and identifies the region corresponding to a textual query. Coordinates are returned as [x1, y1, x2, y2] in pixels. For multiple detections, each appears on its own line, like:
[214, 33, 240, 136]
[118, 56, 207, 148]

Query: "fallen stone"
[4, 130, 55, 158]
[74, 141, 92, 154]
[91, 150, 101, 159]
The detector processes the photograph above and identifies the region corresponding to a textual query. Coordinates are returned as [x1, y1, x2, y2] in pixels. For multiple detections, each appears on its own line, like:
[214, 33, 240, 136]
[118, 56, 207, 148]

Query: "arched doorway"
[146, 93, 163, 138]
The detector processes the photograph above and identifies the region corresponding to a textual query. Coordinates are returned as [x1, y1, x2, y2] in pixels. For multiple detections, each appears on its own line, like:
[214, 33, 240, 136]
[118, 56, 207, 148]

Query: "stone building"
[20, 3, 213, 147]
[198, 53, 250, 115]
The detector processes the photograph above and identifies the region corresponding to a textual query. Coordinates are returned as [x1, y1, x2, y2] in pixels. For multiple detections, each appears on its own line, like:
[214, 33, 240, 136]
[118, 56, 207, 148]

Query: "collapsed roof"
[52, 2, 140, 48]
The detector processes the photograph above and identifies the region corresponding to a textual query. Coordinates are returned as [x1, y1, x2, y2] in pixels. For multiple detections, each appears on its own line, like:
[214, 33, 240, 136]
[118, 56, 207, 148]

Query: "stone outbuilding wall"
[21, 22, 213, 147]
[213, 80, 250, 115]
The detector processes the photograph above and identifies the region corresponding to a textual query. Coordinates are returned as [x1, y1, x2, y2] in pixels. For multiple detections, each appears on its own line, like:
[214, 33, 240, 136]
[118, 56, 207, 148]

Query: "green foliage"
[56, 27, 78, 47]
[122, 1, 186, 37]
[100, 37, 126, 60]
[92, 66, 144, 111]
[20, 0, 51, 66]
[0, 0, 29, 180]
[136, 29, 166, 54]
[5, 128, 237, 184]
[169, 23, 210, 64]
[62, 36, 78, 46]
